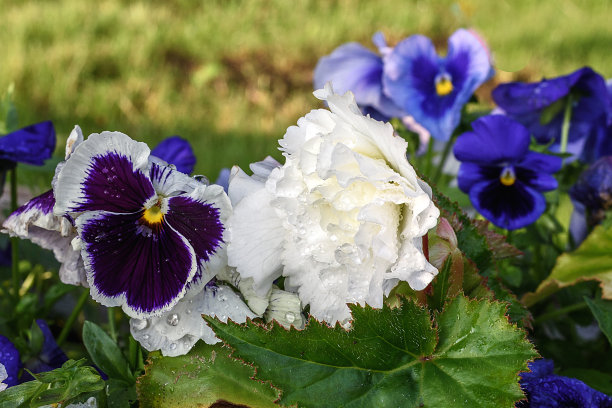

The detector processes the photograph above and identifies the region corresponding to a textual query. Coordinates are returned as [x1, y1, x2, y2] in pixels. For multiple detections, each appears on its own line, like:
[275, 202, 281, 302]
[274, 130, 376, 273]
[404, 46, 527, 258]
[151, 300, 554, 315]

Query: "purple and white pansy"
[53, 131, 231, 318]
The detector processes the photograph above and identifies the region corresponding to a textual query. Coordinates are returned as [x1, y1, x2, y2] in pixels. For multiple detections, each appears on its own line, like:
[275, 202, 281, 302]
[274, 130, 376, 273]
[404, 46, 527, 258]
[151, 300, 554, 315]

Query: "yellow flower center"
[142, 204, 164, 225]
[499, 166, 516, 186]
[435, 76, 453, 96]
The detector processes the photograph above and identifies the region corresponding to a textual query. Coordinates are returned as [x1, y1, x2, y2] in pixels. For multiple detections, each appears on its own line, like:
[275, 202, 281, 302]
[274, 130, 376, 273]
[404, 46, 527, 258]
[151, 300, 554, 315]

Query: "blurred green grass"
[1, 0, 611, 181]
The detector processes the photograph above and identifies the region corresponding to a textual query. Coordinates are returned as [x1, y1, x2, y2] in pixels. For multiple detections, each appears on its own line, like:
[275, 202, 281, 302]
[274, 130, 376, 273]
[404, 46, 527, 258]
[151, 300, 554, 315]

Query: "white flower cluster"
[0, 363, 7, 392]
[227, 84, 439, 324]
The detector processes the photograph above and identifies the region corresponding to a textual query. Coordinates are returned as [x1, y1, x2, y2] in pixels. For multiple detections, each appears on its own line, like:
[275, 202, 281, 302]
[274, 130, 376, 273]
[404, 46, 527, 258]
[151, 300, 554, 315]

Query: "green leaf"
[28, 320, 44, 356]
[107, 379, 138, 408]
[207, 296, 537, 407]
[82, 321, 133, 384]
[584, 297, 612, 346]
[137, 343, 280, 408]
[0, 360, 104, 408]
[524, 216, 612, 306]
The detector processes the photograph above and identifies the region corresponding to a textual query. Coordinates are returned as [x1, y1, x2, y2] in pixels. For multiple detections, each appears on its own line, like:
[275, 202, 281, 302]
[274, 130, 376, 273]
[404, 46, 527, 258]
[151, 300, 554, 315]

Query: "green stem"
[533, 301, 588, 325]
[559, 95, 573, 156]
[107, 307, 117, 343]
[10, 167, 19, 302]
[57, 289, 90, 346]
[432, 135, 455, 185]
[129, 335, 140, 373]
[424, 139, 434, 177]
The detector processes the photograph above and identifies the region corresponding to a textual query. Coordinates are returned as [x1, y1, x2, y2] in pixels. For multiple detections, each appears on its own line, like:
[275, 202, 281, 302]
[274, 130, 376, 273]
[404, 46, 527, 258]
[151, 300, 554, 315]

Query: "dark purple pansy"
[53, 131, 231, 318]
[493, 67, 610, 159]
[517, 359, 612, 407]
[151, 136, 196, 174]
[0, 121, 56, 166]
[0, 334, 21, 387]
[383, 29, 492, 141]
[314, 32, 404, 121]
[454, 115, 562, 230]
[569, 156, 612, 245]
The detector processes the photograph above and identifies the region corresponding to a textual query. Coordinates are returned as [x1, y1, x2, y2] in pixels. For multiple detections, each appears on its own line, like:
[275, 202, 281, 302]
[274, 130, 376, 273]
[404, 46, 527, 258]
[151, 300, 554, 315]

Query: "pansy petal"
[457, 162, 491, 193]
[165, 184, 227, 269]
[470, 180, 546, 230]
[0, 121, 56, 165]
[454, 115, 530, 164]
[314, 43, 404, 119]
[445, 29, 492, 97]
[151, 136, 196, 174]
[54, 132, 155, 215]
[0, 335, 21, 387]
[77, 211, 197, 318]
[148, 161, 202, 198]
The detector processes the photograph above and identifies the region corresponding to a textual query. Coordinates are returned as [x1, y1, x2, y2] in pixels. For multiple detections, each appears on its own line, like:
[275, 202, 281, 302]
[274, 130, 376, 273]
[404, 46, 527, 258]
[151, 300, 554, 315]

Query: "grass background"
[1, 0, 611, 182]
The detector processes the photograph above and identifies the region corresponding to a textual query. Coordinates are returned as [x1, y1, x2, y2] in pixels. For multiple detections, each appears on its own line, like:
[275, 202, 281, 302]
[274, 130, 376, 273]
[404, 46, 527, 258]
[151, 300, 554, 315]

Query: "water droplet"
[133, 319, 148, 330]
[285, 312, 296, 323]
[167, 313, 180, 326]
[169, 343, 177, 350]
[186, 309, 192, 314]
[142, 334, 150, 340]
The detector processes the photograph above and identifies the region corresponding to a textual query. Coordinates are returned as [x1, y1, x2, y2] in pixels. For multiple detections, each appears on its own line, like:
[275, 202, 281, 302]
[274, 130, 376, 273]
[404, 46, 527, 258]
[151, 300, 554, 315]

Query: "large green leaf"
[82, 321, 134, 384]
[137, 342, 279, 407]
[524, 217, 612, 306]
[207, 296, 537, 407]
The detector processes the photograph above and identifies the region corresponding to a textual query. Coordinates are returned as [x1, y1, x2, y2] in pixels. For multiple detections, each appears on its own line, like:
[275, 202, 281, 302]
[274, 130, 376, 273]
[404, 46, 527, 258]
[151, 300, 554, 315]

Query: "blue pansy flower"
[314, 32, 404, 121]
[52, 131, 231, 318]
[150, 135, 196, 174]
[0, 320, 68, 388]
[383, 29, 492, 141]
[454, 115, 562, 230]
[517, 359, 612, 407]
[569, 156, 612, 245]
[579, 78, 612, 163]
[0, 121, 56, 166]
[493, 67, 610, 158]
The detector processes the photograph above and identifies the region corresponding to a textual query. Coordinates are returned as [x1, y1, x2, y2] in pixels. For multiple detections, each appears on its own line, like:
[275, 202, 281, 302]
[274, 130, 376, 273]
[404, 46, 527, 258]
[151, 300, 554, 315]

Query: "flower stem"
[107, 307, 117, 343]
[432, 135, 455, 185]
[533, 301, 588, 325]
[559, 95, 573, 156]
[128, 335, 141, 373]
[10, 167, 20, 302]
[57, 288, 90, 346]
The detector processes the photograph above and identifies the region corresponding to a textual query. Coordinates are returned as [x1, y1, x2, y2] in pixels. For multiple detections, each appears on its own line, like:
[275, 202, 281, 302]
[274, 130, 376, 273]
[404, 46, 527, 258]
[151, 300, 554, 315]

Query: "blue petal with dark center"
[75, 152, 155, 213]
[0, 335, 21, 387]
[0, 121, 56, 165]
[314, 36, 404, 120]
[165, 196, 224, 264]
[454, 115, 530, 164]
[383, 29, 491, 141]
[470, 179, 546, 230]
[79, 211, 195, 315]
[518, 359, 612, 408]
[151, 136, 196, 174]
[493, 67, 610, 147]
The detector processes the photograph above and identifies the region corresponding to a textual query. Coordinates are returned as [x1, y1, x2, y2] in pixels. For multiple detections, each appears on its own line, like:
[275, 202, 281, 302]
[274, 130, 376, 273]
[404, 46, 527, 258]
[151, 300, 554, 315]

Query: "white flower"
[130, 283, 256, 357]
[227, 84, 439, 324]
[264, 287, 305, 329]
[0, 363, 7, 392]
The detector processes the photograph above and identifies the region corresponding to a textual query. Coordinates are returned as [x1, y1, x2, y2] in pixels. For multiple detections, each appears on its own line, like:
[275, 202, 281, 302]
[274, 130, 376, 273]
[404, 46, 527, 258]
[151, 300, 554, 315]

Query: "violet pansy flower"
[383, 29, 492, 141]
[0, 121, 55, 166]
[518, 359, 612, 407]
[493, 67, 610, 159]
[0, 335, 20, 388]
[314, 32, 404, 121]
[52, 131, 230, 318]
[454, 115, 562, 230]
[150, 135, 196, 174]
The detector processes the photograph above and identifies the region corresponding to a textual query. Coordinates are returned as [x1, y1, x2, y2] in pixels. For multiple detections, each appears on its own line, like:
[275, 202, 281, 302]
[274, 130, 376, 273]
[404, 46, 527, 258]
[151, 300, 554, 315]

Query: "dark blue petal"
[470, 179, 546, 230]
[581, 119, 612, 163]
[151, 136, 196, 174]
[20, 320, 68, 382]
[519, 359, 612, 408]
[457, 162, 490, 193]
[0, 335, 21, 387]
[383, 30, 491, 141]
[314, 42, 403, 119]
[570, 156, 612, 213]
[493, 67, 610, 147]
[454, 115, 530, 164]
[0, 121, 56, 165]
[79, 211, 195, 316]
[72, 152, 155, 213]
